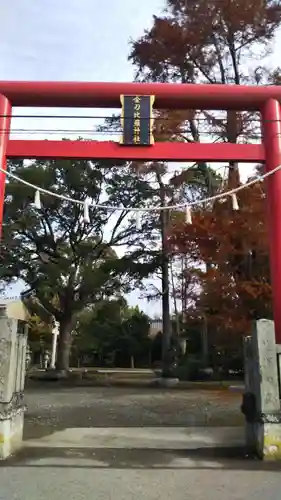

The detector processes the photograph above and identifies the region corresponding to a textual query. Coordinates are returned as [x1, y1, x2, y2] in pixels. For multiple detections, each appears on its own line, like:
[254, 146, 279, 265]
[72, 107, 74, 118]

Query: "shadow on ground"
[2, 446, 281, 472]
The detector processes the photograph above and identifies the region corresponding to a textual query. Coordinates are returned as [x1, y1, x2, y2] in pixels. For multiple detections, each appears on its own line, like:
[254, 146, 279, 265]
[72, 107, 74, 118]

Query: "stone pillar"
[243, 319, 281, 460]
[0, 317, 27, 459]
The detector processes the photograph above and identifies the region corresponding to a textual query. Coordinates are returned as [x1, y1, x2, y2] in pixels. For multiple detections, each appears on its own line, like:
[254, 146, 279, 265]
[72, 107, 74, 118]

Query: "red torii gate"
[0, 81, 280, 340]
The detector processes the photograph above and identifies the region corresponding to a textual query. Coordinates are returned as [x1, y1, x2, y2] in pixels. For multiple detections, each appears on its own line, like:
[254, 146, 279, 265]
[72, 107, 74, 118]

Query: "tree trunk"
[56, 319, 72, 375]
[201, 314, 209, 367]
[159, 191, 172, 378]
[161, 249, 172, 377]
[148, 347, 152, 367]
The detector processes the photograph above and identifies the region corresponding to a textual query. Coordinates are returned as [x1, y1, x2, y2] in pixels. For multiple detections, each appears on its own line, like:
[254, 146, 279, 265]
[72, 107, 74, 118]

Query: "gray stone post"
[0, 317, 27, 459]
[243, 319, 281, 459]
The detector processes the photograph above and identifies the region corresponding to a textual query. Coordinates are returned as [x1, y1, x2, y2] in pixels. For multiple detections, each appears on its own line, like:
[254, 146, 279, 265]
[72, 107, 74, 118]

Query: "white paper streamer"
[185, 205, 192, 224]
[34, 190, 42, 209]
[231, 193, 239, 210]
[135, 212, 141, 230]
[83, 200, 90, 223]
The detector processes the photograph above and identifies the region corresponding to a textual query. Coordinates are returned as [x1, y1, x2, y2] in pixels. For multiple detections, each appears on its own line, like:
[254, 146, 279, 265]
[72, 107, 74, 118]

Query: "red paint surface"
[0, 80, 280, 110]
[7, 140, 264, 163]
[0, 95, 11, 240]
[262, 99, 281, 343]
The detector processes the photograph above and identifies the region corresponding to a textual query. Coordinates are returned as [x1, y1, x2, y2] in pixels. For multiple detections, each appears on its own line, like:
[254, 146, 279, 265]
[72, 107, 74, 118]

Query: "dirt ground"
[23, 385, 243, 440]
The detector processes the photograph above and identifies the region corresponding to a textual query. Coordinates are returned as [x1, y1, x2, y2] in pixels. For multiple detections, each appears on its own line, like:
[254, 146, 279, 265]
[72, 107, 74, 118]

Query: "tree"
[129, 0, 281, 191]
[98, 116, 222, 376]
[118, 305, 151, 368]
[128, 0, 281, 352]
[129, 0, 281, 143]
[169, 170, 271, 344]
[74, 299, 151, 367]
[27, 313, 53, 359]
[1, 157, 157, 373]
[74, 298, 127, 366]
[21, 290, 54, 361]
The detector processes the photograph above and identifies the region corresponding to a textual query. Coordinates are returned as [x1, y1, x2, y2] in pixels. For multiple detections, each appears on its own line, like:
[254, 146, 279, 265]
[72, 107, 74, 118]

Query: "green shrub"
[174, 356, 206, 381]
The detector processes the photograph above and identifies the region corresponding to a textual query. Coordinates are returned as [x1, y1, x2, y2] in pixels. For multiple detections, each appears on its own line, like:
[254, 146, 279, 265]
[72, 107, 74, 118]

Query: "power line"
[7, 130, 262, 139]
[0, 113, 266, 123]
[0, 126, 262, 140]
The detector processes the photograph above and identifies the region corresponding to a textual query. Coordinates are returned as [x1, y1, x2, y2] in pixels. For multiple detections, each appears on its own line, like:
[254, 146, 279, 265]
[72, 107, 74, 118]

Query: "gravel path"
[23, 386, 243, 440]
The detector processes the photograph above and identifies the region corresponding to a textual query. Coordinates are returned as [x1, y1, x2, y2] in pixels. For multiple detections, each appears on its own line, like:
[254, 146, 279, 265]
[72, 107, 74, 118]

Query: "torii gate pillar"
[0, 94, 11, 240]
[262, 99, 281, 343]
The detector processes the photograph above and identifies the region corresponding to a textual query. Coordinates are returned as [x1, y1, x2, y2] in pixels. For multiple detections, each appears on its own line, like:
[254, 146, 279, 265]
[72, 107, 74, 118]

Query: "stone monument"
[242, 319, 281, 460]
[0, 314, 28, 459]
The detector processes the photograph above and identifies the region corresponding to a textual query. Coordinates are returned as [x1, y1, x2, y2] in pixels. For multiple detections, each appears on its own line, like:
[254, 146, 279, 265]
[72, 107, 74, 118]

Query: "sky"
[1, 0, 164, 139]
[1, 0, 281, 315]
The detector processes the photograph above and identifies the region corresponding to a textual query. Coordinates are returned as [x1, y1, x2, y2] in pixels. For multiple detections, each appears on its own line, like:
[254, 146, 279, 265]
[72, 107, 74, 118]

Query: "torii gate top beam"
[1, 80, 281, 110]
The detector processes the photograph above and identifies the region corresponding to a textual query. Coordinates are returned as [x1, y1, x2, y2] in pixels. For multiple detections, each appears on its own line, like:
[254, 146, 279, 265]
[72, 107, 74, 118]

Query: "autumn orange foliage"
[169, 177, 272, 340]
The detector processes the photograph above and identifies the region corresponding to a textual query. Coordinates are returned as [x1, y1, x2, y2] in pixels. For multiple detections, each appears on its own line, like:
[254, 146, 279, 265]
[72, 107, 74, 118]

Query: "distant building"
[149, 319, 162, 338]
[0, 297, 29, 322]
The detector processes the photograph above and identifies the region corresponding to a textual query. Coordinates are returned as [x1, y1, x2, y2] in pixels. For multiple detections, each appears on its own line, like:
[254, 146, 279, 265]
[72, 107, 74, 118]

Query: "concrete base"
[0, 409, 25, 460]
[260, 423, 281, 460]
[246, 422, 281, 460]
